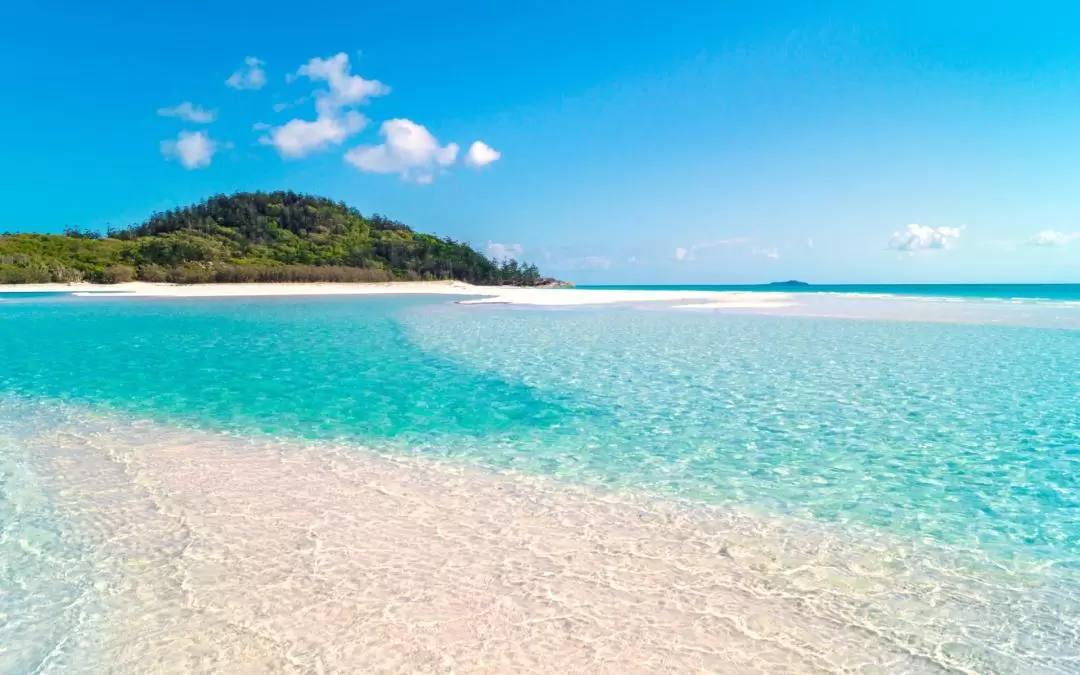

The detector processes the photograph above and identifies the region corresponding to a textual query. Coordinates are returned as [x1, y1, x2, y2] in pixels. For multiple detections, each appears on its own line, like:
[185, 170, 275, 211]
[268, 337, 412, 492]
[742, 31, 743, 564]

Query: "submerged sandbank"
[14, 403, 1076, 674]
[0, 281, 795, 309]
[6, 281, 1079, 328]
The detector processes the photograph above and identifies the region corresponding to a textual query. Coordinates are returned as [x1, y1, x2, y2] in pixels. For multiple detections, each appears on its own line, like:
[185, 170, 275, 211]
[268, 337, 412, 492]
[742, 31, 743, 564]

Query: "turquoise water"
[0, 292, 73, 300]
[582, 283, 1080, 300]
[2, 294, 1079, 671]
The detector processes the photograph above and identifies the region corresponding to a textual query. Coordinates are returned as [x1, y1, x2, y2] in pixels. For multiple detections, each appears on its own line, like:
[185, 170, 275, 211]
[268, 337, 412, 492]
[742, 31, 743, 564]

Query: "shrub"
[136, 264, 169, 282]
[207, 264, 394, 284]
[47, 264, 85, 283]
[99, 265, 136, 284]
[0, 266, 52, 283]
[165, 264, 216, 284]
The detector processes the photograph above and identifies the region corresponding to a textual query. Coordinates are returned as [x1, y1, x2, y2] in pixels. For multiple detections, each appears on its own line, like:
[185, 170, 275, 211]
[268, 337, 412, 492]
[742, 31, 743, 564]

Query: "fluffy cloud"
[262, 54, 387, 159]
[160, 131, 217, 169]
[464, 141, 501, 168]
[261, 112, 367, 159]
[1028, 230, 1080, 247]
[887, 224, 962, 252]
[344, 119, 458, 183]
[225, 56, 267, 90]
[487, 242, 523, 260]
[673, 237, 751, 261]
[754, 246, 780, 260]
[157, 102, 216, 123]
[296, 53, 389, 115]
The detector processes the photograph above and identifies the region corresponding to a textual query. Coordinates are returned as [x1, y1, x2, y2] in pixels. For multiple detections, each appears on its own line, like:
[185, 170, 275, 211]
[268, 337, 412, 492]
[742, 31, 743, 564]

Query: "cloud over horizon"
[486, 242, 523, 260]
[1028, 230, 1080, 247]
[673, 237, 751, 261]
[553, 255, 612, 270]
[887, 224, 962, 252]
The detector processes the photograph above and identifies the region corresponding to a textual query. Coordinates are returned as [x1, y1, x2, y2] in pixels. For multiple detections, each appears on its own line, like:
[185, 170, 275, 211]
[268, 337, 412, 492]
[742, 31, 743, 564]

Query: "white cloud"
[296, 53, 389, 116]
[260, 111, 367, 159]
[887, 224, 962, 252]
[160, 130, 217, 169]
[806, 237, 815, 249]
[464, 141, 501, 168]
[225, 56, 267, 90]
[262, 53, 387, 160]
[252, 122, 271, 131]
[673, 237, 751, 261]
[157, 102, 216, 123]
[344, 119, 459, 183]
[754, 246, 780, 260]
[1028, 230, 1080, 247]
[487, 242, 523, 260]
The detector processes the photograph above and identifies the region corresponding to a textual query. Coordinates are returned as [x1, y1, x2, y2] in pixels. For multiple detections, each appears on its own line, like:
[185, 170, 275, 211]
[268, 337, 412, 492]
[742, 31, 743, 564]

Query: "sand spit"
[0, 281, 794, 309]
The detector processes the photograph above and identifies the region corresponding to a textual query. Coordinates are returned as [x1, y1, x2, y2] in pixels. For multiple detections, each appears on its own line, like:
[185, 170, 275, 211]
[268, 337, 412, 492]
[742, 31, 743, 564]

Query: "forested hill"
[0, 191, 555, 285]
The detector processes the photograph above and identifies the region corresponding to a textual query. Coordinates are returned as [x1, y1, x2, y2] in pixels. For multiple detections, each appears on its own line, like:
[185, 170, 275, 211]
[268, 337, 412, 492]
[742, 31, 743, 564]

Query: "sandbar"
[0, 281, 794, 309]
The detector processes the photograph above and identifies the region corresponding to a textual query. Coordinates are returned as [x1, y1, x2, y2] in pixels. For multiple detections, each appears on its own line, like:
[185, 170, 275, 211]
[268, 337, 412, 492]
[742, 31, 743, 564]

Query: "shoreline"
[5, 281, 1080, 328]
[0, 280, 795, 309]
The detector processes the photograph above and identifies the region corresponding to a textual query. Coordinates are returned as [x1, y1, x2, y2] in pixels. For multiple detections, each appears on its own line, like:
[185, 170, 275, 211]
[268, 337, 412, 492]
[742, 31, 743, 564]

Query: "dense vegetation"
[0, 192, 554, 285]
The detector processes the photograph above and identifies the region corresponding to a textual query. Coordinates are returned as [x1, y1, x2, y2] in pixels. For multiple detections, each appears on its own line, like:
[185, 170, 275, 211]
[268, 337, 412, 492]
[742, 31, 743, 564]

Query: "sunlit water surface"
[1, 294, 1078, 673]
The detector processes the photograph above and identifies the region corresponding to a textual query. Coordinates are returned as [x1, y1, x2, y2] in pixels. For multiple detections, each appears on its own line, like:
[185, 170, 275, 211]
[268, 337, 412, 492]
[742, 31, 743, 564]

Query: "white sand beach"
[0, 281, 794, 308]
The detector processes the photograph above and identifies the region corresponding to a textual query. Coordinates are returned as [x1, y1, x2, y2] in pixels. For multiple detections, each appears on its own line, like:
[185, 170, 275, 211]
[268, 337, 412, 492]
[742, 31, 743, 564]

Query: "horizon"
[3, 1, 1079, 284]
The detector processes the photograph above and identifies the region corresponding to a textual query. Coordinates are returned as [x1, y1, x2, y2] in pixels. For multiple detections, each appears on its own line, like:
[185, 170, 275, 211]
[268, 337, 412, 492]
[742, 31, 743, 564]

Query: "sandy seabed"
[19, 412, 1074, 674]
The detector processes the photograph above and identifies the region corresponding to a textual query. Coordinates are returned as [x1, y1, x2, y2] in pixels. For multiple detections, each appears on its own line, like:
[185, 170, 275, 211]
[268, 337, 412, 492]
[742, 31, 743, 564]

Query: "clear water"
[2, 294, 1079, 672]
[581, 283, 1080, 301]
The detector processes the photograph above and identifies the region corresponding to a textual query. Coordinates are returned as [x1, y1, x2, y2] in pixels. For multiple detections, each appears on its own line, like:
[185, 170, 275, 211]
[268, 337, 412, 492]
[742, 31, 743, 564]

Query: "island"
[0, 191, 567, 287]
[767, 280, 810, 287]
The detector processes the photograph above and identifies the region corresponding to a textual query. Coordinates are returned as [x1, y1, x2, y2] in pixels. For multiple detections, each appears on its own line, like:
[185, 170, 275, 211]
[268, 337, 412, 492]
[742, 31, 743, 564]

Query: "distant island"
[0, 191, 565, 287]
[767, 280, 810, 287]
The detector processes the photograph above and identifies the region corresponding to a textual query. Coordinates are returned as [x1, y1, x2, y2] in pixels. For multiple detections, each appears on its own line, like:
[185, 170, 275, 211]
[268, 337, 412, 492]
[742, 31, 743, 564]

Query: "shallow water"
[2, 294, 1079, 672]
[580, 283, 1080, 301]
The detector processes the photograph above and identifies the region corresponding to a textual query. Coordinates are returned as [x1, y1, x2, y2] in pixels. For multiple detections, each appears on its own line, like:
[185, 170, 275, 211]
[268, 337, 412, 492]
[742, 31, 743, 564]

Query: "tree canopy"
[0, 191, 555, 285]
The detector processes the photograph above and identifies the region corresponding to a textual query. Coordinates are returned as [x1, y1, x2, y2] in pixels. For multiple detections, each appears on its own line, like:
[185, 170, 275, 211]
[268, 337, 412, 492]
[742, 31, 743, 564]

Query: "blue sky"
[2, 0, 1080, 283]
